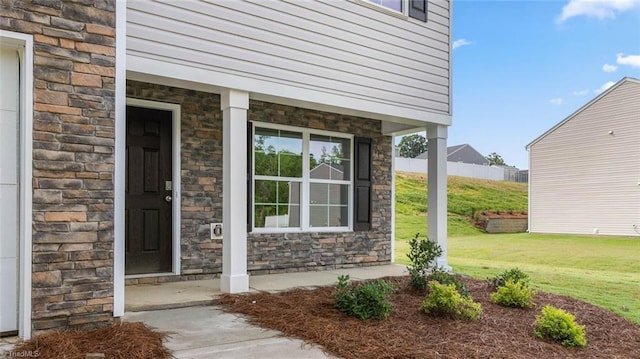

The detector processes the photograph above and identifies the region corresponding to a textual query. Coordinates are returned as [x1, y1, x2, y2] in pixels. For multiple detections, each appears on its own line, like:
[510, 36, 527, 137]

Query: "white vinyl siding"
[529, 80, 640, 236]
[126, 0, 450, 119]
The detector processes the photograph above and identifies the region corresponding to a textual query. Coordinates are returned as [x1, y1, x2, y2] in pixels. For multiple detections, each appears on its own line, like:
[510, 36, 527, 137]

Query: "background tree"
[398, 134, 427, 158]
[486, 152, 506, 166]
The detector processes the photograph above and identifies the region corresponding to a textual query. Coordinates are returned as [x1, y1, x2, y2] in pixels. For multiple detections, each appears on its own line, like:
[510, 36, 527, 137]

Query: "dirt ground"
[220, 276, 640, 359]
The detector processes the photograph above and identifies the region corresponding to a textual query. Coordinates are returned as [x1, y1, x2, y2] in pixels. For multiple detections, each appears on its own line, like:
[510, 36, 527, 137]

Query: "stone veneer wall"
[1, 1, 116, 331]
[126, 81, 224, 281]
[247, 101, 393, 274]
[127, 82, 393, 279]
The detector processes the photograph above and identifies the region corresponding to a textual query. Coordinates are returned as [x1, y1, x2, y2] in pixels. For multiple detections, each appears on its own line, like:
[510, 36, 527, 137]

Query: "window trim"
[251, 122, 354, 233]
[352, 0, 408, 19]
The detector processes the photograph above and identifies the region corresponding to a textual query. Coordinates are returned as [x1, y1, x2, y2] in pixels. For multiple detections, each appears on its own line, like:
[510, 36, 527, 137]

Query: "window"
[368, 0, 402, 12]
[362, 0, 428, 22]
[253, 124, 353, 232]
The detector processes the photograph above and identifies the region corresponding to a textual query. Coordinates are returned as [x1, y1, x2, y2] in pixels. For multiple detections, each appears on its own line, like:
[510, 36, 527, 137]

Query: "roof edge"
[526, 77, 640, 150]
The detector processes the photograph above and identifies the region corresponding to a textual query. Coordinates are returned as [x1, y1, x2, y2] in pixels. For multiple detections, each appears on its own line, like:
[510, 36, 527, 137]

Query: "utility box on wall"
[210, 223, 223, 239]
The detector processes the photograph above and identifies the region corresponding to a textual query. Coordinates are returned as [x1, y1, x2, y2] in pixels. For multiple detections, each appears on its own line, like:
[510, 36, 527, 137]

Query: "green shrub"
[407, 233, 443, 291]
[534, 305, 587, 348]
[488, 267, 529, 289]
[427, 269, 470, 297]
[421, 281, 482, 321]
[490, 279, 536, 308]
[333, 275, 396, 320]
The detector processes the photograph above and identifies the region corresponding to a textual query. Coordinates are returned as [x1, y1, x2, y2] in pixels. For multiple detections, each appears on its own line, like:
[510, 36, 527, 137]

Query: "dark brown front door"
[125, 106, 173, 275]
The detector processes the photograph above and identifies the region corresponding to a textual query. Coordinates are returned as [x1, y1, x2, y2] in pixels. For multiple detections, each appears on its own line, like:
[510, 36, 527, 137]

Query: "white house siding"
[529, 80, 640, 236]
[126, 0, 451, 123]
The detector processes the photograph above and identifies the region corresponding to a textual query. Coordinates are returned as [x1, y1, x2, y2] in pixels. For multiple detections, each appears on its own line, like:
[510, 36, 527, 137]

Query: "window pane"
[255, 180, 301, 229]
[310, 183, 328, 205]
[255, 127, 302, 177]
[255, 128, 278, 176]
[309, 205, 328, 228]
[329, 184, 349, 205]
[368, 0, 402, 11]
[255, 205, 276, 228]
[279, 152, 302, 178]
[329, 206, 349, 227]
[280, 204, 300, 227]
[309, 205, 348, 228]
[309, 135, 350, 180]
[255, 180, 276, 204]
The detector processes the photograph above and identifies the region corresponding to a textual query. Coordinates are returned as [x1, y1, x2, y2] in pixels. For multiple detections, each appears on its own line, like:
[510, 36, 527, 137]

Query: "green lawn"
[395, 233, 640, 325]
[393, 172, 640, 325]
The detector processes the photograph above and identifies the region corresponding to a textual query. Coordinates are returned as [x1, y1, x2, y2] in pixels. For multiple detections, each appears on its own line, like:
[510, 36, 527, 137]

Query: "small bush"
[490, 280, 536, 308]
[407, 233, 443, 291]
[421, 281, 482, 321]
[534, 305, 587, 348]
[427, 269, 470, 297]
[333, 275, 396, 320]
[488, 267, 529, 289]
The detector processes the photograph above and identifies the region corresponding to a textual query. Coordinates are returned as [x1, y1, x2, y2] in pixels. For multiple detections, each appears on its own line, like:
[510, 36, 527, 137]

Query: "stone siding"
[247, 101, 393, 273]
[126, 81, 224, 279]
[126, 82, 393, 278]
[1, 1, 116, 331]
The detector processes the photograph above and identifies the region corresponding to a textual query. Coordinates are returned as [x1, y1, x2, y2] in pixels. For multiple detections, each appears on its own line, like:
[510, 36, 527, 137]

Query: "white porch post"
[220, 89, 250, 293]
[427, 124, 451, 270]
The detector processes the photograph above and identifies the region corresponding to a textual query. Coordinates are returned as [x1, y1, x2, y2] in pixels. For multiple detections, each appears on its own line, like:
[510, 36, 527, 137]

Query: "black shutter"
[354, 137, 372, 231]
[408, 0, 428, 22]
[247, 121, 253, 232]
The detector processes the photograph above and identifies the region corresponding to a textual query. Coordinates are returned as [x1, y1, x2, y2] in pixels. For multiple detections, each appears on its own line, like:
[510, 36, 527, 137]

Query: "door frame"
[121, 98, 181, 280]
[0, 30, 34, 340]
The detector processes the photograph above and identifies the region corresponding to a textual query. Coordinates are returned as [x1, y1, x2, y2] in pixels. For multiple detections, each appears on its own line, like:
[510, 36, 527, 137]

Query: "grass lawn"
[395, 232, 640, 325]
[394, 172, 640, 325]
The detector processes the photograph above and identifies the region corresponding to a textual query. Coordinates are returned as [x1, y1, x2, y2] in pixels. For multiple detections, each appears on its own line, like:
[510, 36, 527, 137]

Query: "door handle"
[165, 195, 172, 202]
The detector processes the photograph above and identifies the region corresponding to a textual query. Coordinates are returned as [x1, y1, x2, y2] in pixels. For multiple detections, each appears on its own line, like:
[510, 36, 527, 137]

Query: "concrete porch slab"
[125, 278, 223, 312]
[125, 264, 408, 312]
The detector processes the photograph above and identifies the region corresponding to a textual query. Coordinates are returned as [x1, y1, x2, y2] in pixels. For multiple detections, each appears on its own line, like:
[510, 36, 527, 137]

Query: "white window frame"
[355, 0, 410, 19]
[252, 122, 354, 233]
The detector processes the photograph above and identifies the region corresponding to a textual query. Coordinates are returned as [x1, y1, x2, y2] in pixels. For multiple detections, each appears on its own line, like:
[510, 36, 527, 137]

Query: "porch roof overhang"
[127, 55, 451, 136]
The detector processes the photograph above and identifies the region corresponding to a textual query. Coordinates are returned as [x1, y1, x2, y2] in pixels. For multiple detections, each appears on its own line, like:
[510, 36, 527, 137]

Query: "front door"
[0, 47, 19, 334]
[125, 106, 173, 275]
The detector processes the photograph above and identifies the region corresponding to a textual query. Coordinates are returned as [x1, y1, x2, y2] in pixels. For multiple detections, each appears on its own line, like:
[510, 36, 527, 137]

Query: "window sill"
[349, 0, 409, 20]
[251, 228, 353, 235]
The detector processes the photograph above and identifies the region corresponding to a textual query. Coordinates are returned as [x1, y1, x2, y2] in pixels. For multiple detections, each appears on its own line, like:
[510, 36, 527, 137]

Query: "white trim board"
[113, 0, 127, 318]
[0, 29, 34, 340]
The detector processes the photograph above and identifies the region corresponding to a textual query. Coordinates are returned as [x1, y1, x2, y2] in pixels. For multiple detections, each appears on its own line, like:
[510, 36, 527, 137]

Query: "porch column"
[221, 89, 250, 293]
[427, 124, 451, 270]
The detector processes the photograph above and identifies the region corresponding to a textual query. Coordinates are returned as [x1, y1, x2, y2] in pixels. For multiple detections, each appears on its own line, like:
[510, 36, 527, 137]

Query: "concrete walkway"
[125, 306, 333, 359]
[124, 264, 407, 359]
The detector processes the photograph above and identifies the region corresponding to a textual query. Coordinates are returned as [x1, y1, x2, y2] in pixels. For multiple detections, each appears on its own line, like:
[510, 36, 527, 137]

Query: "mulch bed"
[10, 322, 172, 359]
[220, 276, 640, 359]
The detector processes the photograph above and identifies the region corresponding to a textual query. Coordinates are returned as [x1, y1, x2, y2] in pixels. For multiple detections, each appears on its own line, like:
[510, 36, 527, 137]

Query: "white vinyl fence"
[395, 158, 505, 181]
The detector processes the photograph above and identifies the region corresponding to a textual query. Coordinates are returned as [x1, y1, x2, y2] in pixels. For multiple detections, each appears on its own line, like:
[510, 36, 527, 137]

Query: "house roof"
[415, 143, 488, 165]
[526, 77, 640, 150]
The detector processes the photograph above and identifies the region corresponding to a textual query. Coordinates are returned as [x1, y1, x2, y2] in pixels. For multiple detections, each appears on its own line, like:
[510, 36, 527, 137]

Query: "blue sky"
[448, 0, 640, 169]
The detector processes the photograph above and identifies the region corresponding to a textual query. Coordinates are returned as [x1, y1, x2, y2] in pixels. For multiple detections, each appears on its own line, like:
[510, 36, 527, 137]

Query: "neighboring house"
[527, 77, 640, 236]
[0, 0, 452, 338]
[415, 143, 489, 165]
